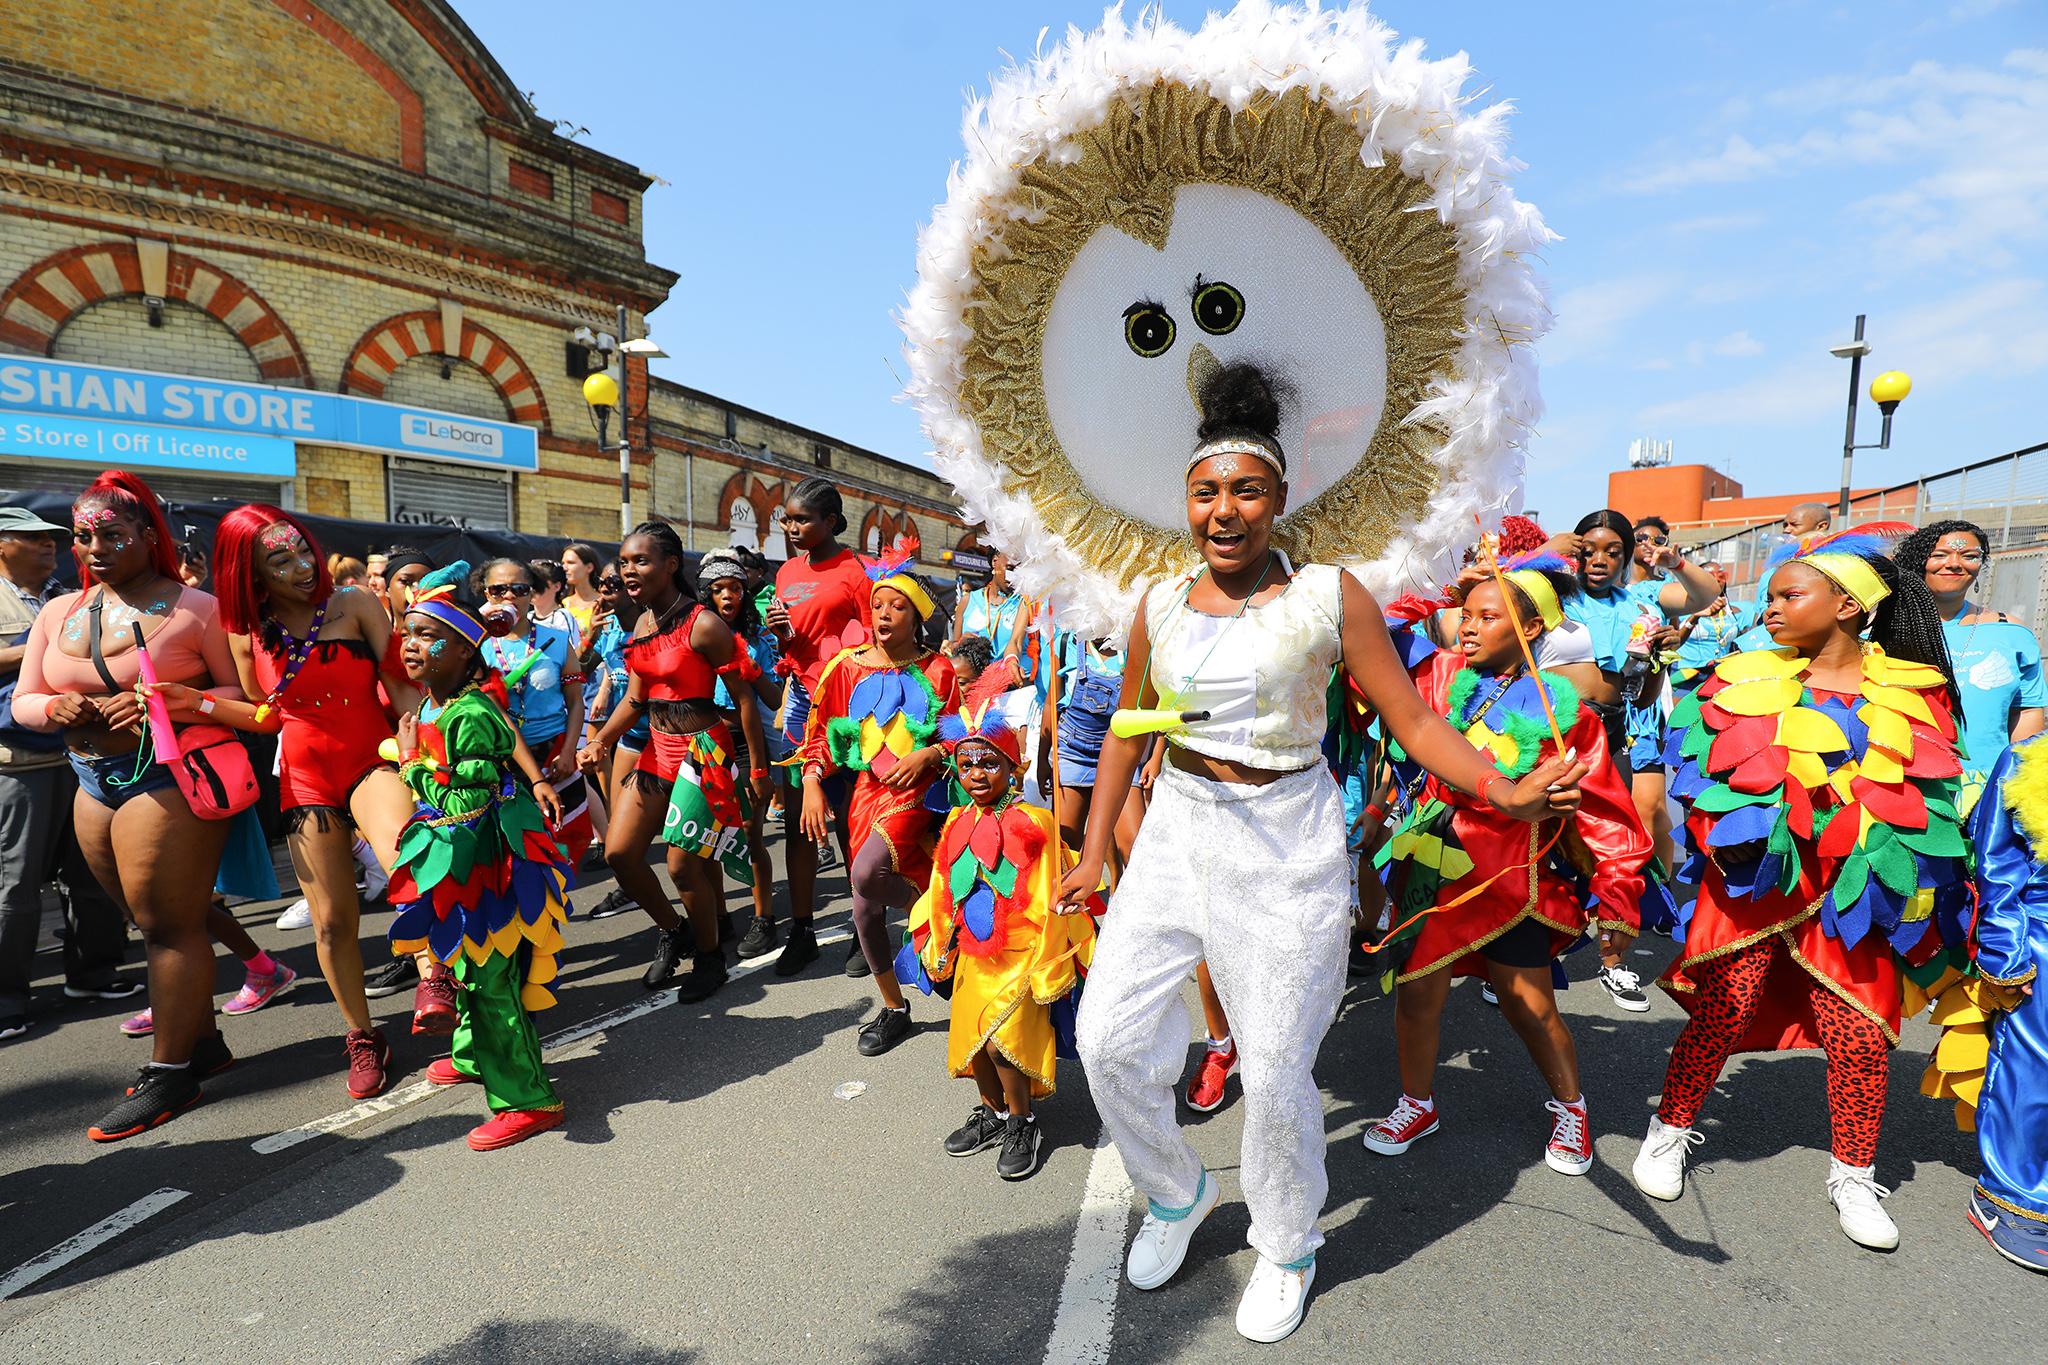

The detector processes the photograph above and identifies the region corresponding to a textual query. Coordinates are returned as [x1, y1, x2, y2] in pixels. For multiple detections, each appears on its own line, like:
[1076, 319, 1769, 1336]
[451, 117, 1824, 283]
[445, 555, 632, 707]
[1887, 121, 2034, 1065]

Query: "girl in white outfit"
[1060, 364, 1586, 1343]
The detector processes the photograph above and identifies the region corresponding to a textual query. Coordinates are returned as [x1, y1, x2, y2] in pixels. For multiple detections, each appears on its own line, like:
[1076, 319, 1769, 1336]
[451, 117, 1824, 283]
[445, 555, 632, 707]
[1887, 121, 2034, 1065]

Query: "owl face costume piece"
[904, 1, 1553, 638]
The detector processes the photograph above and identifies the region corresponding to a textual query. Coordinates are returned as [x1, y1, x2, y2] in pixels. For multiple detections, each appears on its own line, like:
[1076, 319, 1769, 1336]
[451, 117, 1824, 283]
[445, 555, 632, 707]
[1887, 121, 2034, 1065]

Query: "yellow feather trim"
[2001, 736, 2048, 865]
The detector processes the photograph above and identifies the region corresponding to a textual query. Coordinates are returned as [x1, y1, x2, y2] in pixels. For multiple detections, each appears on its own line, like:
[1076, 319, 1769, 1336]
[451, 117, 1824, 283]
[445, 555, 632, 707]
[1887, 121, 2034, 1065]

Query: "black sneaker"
[64, 977, 145, 1001]
[737, 916, 778, 959]
[1597, 964, 1652, 1013]
[856, 1005, 912, 1057]
[1347, 939, 1373, 978]
[88, 1065, 202, 1142]
[674, 950, 728, 1004]
[773, 922, 819, 977]
[586, 889, 633, 921]
[844, 939, 873, 979]
[191, 1030, 235, 1078]
[943, 1103, 1008, 1157]
[997, 1114, 1045, 1181]
[0, 1015, 28, 1042]
[643, 927, 688, 990]
[363, 955, 419, 999]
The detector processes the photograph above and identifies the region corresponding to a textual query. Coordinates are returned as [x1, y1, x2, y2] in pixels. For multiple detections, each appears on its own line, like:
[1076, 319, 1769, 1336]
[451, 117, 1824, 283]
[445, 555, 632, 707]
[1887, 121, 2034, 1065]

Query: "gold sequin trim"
[960, 83, 1468, 595]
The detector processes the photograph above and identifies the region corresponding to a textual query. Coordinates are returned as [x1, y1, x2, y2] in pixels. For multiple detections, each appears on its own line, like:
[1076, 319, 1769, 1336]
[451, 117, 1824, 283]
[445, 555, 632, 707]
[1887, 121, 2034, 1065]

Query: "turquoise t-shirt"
[1672, 602, 1755, 677]
[1563, 578, 1670, 672]
[1943, 614, 2046, 777]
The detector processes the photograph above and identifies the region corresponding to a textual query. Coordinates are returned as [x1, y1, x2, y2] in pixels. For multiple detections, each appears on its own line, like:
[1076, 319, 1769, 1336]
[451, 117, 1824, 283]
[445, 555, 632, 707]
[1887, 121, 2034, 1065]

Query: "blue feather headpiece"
[939, 658, 1022, 764]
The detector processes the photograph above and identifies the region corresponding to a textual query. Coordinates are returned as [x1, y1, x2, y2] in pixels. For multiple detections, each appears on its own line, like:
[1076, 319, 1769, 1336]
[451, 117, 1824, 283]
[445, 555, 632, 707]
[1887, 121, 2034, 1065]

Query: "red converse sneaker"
[1185, 1042, 1239, 1113]
[426, 1057, 477, 1087]
[412, 971, 458, 1036]
[1544, 1098, 1593, 1176]
[467, 1107, 563, 1151]
[1362, 1094, 1439, 1155]
[344, 1026, 392, 1100]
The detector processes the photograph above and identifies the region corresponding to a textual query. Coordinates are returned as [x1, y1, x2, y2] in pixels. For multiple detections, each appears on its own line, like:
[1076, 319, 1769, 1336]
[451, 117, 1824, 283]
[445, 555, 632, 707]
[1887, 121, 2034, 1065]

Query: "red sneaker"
[344, 1026, 392, 1100]
[426, 1057, 478, 1087]
[467, 1107, 563, 1151]
[1185, 1043, 1238, 1113]
[1544, 1098, 1593, 1176]
[1362, 1094, 1439, 1155]
[412, 971, 458, 1036]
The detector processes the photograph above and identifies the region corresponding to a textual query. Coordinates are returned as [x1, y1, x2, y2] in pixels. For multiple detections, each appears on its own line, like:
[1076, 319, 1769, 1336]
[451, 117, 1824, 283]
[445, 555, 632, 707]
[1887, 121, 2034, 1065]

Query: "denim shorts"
[70, 748, 177, 809]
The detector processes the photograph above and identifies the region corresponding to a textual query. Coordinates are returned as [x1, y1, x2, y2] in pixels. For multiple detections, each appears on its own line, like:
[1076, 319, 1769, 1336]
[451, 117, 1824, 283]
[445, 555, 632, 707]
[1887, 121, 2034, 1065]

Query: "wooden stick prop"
[1471, 515, 1567, 753]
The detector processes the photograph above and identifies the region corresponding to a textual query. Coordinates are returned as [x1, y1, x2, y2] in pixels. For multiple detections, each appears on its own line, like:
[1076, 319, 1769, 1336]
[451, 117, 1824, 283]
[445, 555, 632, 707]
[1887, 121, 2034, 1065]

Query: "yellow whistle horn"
[1109, 708, 1211, 739]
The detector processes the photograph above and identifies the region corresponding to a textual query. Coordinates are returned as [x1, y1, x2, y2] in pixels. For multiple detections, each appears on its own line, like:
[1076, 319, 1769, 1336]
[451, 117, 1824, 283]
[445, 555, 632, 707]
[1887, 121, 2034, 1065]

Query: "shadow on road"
[411, 1317, 694, 1364]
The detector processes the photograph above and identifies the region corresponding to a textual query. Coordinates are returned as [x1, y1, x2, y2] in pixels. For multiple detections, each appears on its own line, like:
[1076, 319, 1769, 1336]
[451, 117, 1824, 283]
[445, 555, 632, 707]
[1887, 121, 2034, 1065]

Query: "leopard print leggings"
[1655, 935, 1887, 1166]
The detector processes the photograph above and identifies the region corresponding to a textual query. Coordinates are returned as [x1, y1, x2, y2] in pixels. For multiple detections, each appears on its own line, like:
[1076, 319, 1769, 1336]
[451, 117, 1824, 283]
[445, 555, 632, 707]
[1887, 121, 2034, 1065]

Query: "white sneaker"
[1599, 964, 1652, 1013]
[274, 898, 312, 931]
[1235, 1254, 1315, 1344]
[1632, 1115, 1704, 1200]
[1126, 1171, 1219, 1290]
[1827, 1159, 1899, 1250]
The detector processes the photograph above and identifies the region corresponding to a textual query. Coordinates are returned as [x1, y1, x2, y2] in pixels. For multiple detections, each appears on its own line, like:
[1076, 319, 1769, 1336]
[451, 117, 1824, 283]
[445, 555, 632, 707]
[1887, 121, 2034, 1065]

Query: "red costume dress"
[800, 646, 960, 886]
[1379, 652, 1647, 981]
[255, 630, 394, 826]
[1656, 645, 1971, 1164]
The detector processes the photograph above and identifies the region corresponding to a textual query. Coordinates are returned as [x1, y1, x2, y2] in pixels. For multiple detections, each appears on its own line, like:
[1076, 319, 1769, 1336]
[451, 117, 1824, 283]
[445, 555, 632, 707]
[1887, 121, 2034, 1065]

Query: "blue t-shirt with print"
[1563, 578, 1670, 673]
[1944, 615, 2047, 777]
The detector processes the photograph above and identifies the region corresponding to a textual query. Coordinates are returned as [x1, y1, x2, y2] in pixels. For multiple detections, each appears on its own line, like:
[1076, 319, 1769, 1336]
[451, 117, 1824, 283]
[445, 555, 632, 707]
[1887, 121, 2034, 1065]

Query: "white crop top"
[1143, 560, 1343, 771]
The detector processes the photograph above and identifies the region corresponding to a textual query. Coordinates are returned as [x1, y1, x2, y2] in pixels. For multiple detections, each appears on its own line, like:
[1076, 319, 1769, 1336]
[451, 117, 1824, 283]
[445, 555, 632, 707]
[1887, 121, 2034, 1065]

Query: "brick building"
[0, 0, 966, 573]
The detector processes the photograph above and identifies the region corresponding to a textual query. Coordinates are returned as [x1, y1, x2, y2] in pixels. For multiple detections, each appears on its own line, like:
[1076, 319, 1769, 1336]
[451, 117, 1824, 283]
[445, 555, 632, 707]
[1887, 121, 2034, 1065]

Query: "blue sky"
[462, 0, 2047, 527]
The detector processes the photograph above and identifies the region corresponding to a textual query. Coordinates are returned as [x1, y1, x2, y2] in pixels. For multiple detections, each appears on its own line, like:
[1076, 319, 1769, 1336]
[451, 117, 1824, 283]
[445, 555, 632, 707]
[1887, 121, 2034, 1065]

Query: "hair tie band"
[1186, 437, 1285, 478]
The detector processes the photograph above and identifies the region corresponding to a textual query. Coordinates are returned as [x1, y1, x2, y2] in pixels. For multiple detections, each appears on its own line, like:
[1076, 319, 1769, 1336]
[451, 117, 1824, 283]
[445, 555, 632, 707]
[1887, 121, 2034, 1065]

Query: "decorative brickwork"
[0, 241, 312, 384]
[341, 309, 545, 426]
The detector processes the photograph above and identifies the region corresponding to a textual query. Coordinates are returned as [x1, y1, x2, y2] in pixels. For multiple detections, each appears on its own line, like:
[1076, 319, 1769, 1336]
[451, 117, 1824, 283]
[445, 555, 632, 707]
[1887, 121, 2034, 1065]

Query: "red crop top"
[622, 604, 759, 703]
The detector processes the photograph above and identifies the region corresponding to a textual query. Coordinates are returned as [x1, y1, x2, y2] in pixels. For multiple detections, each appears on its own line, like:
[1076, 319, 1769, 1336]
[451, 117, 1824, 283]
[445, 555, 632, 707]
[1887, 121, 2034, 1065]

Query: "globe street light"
[1831, 314, 1913, 520]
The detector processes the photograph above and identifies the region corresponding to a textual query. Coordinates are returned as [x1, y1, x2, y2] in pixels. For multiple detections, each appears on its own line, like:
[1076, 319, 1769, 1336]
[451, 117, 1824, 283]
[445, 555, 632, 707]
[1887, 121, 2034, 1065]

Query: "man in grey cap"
[0, 505, 137, 1041]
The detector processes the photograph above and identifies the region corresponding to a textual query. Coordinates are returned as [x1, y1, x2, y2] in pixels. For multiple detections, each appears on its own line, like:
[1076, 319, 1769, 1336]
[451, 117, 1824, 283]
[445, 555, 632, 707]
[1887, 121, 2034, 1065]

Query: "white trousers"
[1077, 762, 1352, 1264]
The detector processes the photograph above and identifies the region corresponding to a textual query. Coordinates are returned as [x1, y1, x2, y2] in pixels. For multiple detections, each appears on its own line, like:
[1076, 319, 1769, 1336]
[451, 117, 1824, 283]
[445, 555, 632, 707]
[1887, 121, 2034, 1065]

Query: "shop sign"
[1, 411, 295, 478]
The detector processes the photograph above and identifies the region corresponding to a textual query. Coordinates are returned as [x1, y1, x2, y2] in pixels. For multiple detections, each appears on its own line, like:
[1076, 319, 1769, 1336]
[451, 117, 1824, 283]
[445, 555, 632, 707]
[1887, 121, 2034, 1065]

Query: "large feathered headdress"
[1767, 522, 1912, 612]
[865, 536, 935, 621]
[936, 658, 1023, 765]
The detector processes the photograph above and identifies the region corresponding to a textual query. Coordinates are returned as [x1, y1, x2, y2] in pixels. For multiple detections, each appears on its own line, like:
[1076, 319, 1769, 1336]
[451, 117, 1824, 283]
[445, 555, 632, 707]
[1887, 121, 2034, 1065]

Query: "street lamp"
[577, 305, 664, 538]
[1830, 314, 1913, 520]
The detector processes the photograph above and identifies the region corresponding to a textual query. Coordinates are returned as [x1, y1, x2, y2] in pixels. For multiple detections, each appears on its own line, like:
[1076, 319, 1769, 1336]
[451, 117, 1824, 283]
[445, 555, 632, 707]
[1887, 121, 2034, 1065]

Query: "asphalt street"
[0, 848, 2034, 1364]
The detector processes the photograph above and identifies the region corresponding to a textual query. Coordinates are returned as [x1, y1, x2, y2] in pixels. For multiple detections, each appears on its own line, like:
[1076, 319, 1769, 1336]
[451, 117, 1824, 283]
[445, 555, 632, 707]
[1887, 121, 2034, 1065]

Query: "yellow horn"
[1110, 708, 1210, 739]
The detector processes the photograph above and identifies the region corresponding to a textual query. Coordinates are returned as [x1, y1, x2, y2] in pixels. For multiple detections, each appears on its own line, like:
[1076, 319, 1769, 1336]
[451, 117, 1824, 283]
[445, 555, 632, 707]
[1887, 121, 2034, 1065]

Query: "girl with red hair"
[144, 504, 421, 1102]
[11, 472, 244, 1141]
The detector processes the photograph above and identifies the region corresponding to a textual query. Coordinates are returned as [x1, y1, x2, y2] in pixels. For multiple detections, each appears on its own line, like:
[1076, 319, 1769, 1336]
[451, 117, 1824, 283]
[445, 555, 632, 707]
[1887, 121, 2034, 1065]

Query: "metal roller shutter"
[0, 459, 286, 509]
[386, 458, 512, 530]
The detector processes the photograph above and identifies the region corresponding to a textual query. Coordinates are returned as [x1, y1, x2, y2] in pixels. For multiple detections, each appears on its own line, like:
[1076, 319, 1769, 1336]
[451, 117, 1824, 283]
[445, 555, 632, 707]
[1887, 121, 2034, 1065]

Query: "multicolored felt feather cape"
[385, 686, 574, 1011]
[1663, 644, 1969, 957]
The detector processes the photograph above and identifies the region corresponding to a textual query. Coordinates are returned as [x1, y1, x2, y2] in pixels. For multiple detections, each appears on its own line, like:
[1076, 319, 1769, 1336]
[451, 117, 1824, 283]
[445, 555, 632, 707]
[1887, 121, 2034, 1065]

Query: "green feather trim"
[1445, 669, 1479, 721]
[825, 717, 865, 772]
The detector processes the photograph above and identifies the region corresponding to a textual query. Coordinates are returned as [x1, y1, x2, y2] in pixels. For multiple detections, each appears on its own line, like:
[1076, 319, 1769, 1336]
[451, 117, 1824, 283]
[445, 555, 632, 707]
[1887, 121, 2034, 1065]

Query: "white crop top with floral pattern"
[1143, 560, 1343, 771]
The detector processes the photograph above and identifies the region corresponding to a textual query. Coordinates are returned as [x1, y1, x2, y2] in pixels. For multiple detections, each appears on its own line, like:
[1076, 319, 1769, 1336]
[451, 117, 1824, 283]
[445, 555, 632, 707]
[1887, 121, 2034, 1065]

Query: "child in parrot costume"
[894, 666, 1104, 1181]
[383, 562, 575, 1152]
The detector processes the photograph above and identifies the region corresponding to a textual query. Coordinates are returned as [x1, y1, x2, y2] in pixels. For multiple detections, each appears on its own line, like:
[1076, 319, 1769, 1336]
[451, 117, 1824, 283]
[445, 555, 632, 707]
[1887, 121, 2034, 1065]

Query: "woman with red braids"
[12, 471, 244, 1141]
[142, 505, 418, 1101]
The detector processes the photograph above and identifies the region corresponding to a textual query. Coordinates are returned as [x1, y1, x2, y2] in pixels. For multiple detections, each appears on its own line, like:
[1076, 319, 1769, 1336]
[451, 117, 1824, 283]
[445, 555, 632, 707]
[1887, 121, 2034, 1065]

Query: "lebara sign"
[0, 356, 539, 474]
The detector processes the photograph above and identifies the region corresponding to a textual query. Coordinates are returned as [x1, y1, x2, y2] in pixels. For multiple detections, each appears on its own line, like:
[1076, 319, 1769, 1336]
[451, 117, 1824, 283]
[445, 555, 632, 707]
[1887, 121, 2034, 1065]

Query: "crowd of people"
[3, 381, 2045, 1337]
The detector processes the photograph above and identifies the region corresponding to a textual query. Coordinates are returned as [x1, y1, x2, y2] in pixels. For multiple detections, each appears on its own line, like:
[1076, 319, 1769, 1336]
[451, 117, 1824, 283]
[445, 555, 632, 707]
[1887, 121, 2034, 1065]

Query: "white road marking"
[252, 929, 852, 1154]
[0, 1188, 189, 1300]
[1043, 1126, 1134, 1365]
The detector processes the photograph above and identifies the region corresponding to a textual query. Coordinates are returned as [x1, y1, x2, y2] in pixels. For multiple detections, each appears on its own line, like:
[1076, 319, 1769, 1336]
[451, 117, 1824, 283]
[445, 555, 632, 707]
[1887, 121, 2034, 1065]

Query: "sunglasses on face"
[1635, 532, 1669, 546]
[483, 583, 534, 599]
[598, 576, 624, 591]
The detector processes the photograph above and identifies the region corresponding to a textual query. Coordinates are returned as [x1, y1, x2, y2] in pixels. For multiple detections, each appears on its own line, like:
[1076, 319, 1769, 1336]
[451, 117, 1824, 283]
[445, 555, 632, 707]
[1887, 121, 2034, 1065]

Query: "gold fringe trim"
[1976, 1184, 2048, 1226]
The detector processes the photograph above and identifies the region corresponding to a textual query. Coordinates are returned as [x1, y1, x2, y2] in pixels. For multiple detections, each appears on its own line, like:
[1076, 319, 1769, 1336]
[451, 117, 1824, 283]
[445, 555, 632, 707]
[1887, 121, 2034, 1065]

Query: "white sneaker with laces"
[1632, 1115, 1704, 1200]
[1599, 964, 1652, 1012]
[1126, 1171, 1219, 1290]
[1827, 1158, 1899, 1250]
[274, 898, 313, 931]
[1235, 1254, 1315, 1343]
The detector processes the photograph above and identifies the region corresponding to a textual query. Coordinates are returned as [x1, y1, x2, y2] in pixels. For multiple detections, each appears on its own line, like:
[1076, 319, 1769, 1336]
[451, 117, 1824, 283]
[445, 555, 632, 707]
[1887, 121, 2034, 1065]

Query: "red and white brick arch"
[341, 310, 547, 427]
[0, 241, 312, 384]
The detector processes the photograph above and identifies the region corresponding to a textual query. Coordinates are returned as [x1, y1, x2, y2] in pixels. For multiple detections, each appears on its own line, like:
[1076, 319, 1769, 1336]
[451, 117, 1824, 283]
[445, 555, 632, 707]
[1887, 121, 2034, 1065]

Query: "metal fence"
[1691, 441, 2048, 612]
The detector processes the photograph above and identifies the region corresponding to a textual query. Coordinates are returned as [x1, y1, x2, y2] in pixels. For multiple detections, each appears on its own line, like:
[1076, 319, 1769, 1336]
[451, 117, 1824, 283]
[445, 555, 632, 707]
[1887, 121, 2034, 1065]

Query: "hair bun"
[1195, 362, 1282, 444]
